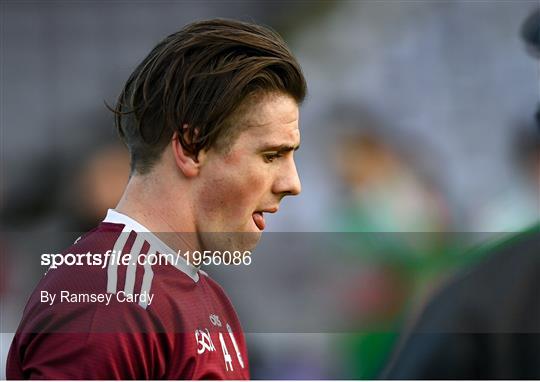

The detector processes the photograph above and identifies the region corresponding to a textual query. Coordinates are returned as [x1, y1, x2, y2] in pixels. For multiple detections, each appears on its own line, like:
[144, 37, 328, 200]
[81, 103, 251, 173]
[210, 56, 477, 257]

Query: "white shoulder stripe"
[106, 231, 155, 310]
[106, 228, 131, 294]
[139, 246, 155, 309]
[123, 234, 145, 296]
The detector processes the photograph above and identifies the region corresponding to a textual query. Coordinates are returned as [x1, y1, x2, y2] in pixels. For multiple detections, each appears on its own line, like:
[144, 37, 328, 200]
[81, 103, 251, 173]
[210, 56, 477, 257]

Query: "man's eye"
[263, 153, 281, 163]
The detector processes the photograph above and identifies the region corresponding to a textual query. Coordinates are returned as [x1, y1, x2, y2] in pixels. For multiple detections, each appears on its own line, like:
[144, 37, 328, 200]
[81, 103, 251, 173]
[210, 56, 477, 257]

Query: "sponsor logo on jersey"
[195, 328, 216, 354]
[209, 314, 222, 327]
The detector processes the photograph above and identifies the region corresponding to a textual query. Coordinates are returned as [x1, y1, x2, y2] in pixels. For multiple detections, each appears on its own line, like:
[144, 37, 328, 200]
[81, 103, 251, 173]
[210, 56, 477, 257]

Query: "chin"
[199, 230, 261, 252]
[245, 231, 262, 250]
[230, 230, 262, 252]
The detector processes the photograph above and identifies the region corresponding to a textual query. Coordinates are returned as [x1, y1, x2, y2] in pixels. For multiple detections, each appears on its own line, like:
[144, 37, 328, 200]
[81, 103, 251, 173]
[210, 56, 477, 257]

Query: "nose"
[273, 157, 301, 197]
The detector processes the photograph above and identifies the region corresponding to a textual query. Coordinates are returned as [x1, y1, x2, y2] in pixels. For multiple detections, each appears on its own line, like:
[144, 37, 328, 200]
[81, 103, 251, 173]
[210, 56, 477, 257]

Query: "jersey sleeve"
[7, 296, 169, 379]
[9, 332, 161, 380]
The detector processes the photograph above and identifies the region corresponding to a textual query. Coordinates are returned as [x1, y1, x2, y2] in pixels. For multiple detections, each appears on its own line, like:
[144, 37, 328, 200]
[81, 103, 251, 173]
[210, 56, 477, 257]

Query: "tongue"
[252, 212, 265, 231]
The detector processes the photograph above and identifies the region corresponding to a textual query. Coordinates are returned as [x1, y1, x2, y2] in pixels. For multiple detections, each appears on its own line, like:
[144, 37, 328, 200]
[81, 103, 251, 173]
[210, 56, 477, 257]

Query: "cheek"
[199, 163, 268, 225]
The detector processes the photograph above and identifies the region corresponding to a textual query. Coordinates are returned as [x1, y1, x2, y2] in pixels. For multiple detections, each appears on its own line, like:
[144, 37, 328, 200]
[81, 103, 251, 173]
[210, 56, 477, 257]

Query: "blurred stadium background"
[1, 0, 538, 379]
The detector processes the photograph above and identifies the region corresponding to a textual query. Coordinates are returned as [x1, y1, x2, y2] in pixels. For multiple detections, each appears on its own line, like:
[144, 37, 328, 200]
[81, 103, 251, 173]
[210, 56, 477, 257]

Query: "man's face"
[194, 92, 301, 251]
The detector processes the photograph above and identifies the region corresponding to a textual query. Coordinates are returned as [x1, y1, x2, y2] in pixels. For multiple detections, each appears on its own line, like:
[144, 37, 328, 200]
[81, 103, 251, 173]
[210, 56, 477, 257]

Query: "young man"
[7, 19, 306, 379]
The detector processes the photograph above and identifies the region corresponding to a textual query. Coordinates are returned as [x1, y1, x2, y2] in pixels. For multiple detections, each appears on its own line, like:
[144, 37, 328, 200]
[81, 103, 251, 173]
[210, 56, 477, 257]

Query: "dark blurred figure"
[383, 225, 540, 379]
[383, 9, 540, 379]
[522, 8, 540, 59]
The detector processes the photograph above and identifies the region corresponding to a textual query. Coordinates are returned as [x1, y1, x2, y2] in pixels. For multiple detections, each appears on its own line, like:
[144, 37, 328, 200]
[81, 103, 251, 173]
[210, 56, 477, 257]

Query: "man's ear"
[171, 127, 203, 178]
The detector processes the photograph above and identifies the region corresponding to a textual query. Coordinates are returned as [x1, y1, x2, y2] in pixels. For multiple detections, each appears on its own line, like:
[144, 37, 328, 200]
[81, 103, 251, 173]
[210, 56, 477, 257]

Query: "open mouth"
[252, 211, 266, 231]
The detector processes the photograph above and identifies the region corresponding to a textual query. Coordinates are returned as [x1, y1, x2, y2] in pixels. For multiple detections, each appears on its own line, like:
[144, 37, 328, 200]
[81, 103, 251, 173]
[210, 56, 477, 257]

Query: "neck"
[115, 171, 199, 253]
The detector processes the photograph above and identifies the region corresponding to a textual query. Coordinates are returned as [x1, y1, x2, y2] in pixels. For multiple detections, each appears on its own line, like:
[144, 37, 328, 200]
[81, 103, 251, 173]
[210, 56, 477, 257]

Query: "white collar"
[103, 209, 199, 282]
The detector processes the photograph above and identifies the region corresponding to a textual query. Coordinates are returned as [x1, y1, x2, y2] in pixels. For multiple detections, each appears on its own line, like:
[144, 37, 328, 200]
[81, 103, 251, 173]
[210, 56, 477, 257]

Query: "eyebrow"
[260, 144, 300, 153]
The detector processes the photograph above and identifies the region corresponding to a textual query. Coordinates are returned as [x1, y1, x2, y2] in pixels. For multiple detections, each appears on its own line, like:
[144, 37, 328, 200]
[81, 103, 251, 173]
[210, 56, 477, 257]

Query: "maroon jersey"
[7, 210, 250, 379]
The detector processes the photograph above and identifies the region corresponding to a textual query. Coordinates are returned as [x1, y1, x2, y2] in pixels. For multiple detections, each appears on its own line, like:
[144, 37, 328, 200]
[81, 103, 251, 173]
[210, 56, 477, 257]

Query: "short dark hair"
[110, 18, 307, 174]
